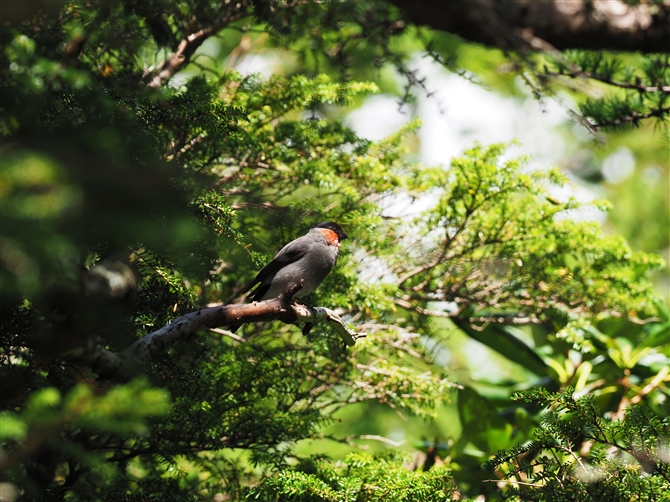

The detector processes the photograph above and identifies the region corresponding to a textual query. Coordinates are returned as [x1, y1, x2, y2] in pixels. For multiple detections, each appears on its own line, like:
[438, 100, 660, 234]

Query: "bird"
[229, 221, 348, 332]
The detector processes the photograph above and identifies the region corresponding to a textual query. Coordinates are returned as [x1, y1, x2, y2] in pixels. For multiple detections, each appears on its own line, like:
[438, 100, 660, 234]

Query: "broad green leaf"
[458, 386, 512, 453]
[456, 322, 549, 376]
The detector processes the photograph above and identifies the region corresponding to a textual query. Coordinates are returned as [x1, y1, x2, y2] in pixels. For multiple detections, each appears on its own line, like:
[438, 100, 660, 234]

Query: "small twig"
[394, 298, 457, 318]
[209, 327, 246, 343]
[484, 479, 544, 488]
[356, 435, 405, 448]
[468, 315, 544, 325]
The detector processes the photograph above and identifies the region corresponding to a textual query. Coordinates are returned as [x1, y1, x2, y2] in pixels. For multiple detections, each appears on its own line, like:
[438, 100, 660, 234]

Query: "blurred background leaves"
[1, 0, 668, 500]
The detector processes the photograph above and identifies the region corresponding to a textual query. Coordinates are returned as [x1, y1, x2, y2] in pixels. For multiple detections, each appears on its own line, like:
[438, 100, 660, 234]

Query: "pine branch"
[544, 69, 670, 94]
[590, 105, 670, 129]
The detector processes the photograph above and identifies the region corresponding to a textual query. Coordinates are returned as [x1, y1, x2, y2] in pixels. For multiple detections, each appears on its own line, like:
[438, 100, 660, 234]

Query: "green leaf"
[456, 322, 549, 376]
[458, 386, 512, 453]
[0, 412, 27, 441]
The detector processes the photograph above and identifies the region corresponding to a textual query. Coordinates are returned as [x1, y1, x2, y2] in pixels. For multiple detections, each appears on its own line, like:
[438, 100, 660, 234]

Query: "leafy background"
[1, 1, 668, 501]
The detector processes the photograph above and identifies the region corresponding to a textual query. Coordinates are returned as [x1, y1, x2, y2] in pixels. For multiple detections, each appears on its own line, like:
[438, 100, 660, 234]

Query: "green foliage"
[247, 451, 455, 501]
[1, 378, 170, 500]
[2, 378, 170, 441]
[546, 52, 670, 130]
[1, 1, 668, 501]
[487, 387, 670, 501]
[394, 142, 663, 331]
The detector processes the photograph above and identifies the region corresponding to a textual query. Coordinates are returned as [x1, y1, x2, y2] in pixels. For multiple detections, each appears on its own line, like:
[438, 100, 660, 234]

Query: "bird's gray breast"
[262, 234, 339, 299]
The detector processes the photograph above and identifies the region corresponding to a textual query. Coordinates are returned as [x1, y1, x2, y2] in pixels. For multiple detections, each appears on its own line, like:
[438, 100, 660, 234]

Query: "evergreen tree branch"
[389, 0, 669, 53]
[543, 69, 670, 94]
[145, 26, 227, 89]
[590, 105, 670, 129]
[144, 5, 252, 89]
[64, 287, 362, 380]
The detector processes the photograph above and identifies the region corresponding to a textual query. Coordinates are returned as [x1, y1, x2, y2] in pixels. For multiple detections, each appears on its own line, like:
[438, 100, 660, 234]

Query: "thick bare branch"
[64, 291, 362, 380]
[389, 0, 670, 54]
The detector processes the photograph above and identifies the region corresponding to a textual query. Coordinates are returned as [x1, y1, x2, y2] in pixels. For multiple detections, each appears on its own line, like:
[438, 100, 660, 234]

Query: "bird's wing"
[241, 238, 309, 300]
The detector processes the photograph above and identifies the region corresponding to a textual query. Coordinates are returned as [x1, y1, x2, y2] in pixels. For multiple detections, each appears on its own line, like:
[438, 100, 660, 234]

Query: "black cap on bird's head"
[314, 221, 348, 241]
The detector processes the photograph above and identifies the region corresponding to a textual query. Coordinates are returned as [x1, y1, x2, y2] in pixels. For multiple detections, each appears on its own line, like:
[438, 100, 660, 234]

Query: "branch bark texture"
[146, 26, 221, 89]
[144, 2, 251, 89]
[65, 294, 361, 380]
[389, 0, 670, 53]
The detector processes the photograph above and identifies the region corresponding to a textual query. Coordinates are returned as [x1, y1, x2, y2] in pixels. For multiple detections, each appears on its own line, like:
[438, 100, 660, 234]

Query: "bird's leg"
[292, 296, 310, 307]
[283, 280, 304, 299]
[292, 296, 312, 335]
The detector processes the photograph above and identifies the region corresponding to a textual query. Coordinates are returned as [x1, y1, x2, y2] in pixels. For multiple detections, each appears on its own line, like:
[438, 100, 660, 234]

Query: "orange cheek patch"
[318, 228, 339, 247]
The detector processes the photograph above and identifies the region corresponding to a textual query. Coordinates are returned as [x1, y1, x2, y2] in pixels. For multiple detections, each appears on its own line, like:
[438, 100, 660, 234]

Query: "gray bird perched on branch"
[229, 221, 348, 333]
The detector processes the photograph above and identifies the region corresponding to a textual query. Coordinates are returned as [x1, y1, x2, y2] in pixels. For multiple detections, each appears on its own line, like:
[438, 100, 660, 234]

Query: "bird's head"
[313, 221, 348, 246]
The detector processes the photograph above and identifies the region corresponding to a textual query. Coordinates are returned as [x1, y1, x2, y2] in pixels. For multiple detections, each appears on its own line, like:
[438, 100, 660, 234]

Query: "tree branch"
[146, 26, 223, 89]
[389, 0, 670, 54]
[394, 298, 463, 318]
[144, 5, 251, 89]
[64, 289, 363, 381]
[589, 105, 670, 129]
[543, 69, 670, 94]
